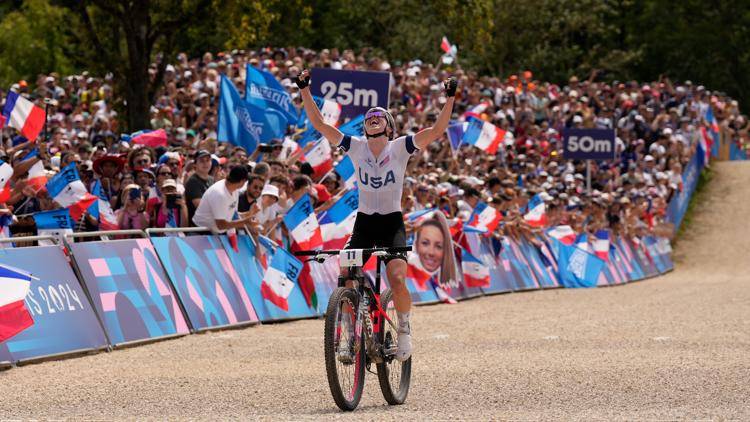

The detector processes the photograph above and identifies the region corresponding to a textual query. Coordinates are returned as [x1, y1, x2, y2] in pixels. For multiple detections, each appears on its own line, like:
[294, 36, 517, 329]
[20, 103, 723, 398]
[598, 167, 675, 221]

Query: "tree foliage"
[1, 0, 749, 129]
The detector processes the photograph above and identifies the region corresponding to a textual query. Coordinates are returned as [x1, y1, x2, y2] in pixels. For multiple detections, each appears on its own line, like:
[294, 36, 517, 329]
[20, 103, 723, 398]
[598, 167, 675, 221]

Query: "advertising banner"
[151, 235, 259, 330]
[665, 145, 705, 233]
[218, 234, 317, 322]
[310, 68, 390, 119]
[501, 237, 541, 291]
[0, 246, 108, 362]
[70, 239, 190, 345]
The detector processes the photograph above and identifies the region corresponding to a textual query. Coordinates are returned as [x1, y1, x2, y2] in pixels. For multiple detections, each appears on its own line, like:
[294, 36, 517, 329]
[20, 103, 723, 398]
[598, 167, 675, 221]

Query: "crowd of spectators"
[0, 47, 744, 245]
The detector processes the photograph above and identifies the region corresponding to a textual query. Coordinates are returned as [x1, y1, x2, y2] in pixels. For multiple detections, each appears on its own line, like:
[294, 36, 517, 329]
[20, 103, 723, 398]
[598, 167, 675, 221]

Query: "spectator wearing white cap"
[252, 184, 283, 234]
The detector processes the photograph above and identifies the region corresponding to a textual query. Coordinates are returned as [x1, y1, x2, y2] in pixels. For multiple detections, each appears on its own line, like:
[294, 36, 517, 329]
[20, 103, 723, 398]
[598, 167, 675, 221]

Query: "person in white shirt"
[192, 165, 254, 233]
[296, 68, 457, 362]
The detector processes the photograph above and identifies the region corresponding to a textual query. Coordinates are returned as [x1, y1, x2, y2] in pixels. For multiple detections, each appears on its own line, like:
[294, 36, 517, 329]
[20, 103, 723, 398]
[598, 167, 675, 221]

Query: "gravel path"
[1, 162, 749, 421]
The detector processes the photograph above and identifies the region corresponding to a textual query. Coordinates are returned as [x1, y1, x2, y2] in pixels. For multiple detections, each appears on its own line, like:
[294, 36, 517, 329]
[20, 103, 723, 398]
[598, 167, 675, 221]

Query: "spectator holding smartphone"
[151, 178, 188, 228]
[117, 184, 149, 230]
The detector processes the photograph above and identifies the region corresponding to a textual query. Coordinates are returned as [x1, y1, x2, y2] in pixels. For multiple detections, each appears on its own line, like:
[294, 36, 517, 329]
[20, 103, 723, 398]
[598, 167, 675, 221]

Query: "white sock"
[397, 312, 411, 332]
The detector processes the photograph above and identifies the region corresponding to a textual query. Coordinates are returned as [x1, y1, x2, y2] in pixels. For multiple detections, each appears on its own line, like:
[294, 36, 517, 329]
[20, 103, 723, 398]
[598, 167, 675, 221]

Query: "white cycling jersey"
[338, 134, 419, 215]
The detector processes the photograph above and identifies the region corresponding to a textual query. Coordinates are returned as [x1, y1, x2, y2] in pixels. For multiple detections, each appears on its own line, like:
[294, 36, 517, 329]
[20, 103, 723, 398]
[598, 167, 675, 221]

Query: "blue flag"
[245, 65, 298, 125]
[33, 208, 74, 231]
[218, 74, 286, 153]
[319, 188, 358, 225]
[552, 237, 605, 288]
[334, 155, 355, 186]
[339, 115, 365, 137]
[88, 180, 102, 220]
[446, 123, 464, 155]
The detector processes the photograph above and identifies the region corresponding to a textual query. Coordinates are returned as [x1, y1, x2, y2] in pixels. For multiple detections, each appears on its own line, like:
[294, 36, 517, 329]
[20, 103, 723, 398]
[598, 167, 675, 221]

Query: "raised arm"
[295, 70, 344, 147]
[414, 78, 457, 150]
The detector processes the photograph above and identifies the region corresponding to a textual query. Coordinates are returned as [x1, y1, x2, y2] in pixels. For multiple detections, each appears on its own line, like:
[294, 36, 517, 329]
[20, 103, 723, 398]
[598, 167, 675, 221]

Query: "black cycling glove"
[295, 73, 310, 89]
[444, 78, 458, 97]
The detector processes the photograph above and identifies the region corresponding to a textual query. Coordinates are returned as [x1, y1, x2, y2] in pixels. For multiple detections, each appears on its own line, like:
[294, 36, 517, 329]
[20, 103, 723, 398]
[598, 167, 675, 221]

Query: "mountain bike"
[295, 246, 413, 411]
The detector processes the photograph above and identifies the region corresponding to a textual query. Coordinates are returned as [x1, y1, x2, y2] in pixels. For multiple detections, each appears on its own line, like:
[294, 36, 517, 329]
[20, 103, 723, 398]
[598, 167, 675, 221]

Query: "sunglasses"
[365, 111, 386, 120]
[158, 171, 172, 176]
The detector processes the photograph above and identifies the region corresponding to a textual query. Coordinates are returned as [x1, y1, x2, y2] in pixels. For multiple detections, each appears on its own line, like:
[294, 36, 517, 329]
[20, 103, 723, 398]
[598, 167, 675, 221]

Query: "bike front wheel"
[324, 287, 365, 411]
[376, 288, 412, 405]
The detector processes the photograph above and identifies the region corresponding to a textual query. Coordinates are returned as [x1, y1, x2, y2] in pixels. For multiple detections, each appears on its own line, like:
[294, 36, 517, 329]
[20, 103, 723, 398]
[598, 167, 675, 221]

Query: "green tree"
[0, 0, 76, 90]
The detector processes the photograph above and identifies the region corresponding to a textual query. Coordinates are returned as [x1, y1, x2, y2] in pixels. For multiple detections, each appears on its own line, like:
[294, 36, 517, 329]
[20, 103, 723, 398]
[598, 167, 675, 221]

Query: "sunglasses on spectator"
[158, 171, 172, 176]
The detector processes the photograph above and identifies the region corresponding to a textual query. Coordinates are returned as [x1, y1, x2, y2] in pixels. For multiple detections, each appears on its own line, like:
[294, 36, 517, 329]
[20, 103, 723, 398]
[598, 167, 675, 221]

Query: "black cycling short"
[346, 212, 407, 264]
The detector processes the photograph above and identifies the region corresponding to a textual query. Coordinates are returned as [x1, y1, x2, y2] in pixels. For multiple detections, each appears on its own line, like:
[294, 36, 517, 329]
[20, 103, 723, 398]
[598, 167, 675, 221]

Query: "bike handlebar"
[293, 246, 413, 257]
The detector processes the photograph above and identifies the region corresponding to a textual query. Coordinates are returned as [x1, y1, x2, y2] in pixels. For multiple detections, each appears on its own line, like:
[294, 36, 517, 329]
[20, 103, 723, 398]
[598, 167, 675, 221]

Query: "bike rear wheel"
[376, 288, 412, 405]
[324, 287, 365, 411]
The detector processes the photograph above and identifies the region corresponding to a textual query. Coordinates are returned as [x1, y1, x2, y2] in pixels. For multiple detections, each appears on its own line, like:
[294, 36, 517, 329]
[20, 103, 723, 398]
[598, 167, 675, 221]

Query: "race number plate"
[339, 249, 364, 267]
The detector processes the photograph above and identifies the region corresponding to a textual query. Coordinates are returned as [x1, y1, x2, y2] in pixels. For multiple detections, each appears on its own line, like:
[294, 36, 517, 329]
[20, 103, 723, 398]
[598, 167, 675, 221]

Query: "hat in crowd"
[313, 184, 331, 203]
[134, 168, 155, 179]
[194, 149, 211, 160]
[93, 154, 125, 175]
[261, 184, 280, 199]
[162, 179, 178, 189]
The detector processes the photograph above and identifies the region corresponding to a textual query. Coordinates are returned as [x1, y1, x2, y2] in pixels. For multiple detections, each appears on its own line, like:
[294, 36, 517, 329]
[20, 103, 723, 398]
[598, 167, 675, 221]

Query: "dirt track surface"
[1, 162, 749, 421]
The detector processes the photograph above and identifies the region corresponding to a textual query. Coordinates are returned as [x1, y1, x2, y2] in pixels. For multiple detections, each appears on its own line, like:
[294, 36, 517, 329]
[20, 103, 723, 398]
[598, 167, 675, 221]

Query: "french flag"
[33, 208, 74, 245]
[463, 102, 492, 120]
[88, 180, 118, 230]
[546, 225, 576, 245]
[462, 117, 504, 155]
[468, 202, 502, 235]
[304, 139, 333, 181]
[405, 208, 437, 224]
[430, 278, 458, 304]
[261, 245, 303, 312]
[318, 188, 358, 249]
[334, 155, 356, 188]
[0, 160, 13, 203]
[283, 193, 323, 250]
[20, 149, 47, 192]
[131, 128, 168, 148]
[575, 233, 591, 253]
[523, 194, 547, 227]
[256, 235, 280, 271]
[593, 229, 610, 262]
[461, 250, 490, 288]
[2, 91, 46, 142]
[282, 138, 302, 160]
[313, 96, 342, 127]
[706, 107, 720, 133]
[45, 163, 97, 221]
[0, 263, 35, 342]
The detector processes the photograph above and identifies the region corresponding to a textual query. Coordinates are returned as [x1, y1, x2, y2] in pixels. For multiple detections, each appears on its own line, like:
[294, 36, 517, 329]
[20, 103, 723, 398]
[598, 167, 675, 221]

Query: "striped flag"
[405, 208, 437, 224]
[547, 225, 576, 245]
[523, 194, 547, 227]
[261, 246, 303, 311]
[88, 180, 118, 230]
[2, 91, 46, 142]
[283, 193, 323, 250]
[461, 250, 490, 288]
[339, 114, 365, 137]
[45, 163, 97, 221]
[0, 263, 35, 342]
[318, 188, 358, 249]
[0, 160, 13, 203]
[593, 229, 610, 262]
[0, 214, 14, 248]
[20, 149, 47, 192]
[304, 139, 333, 181]
[462, 117, 504, 154]
[467, 202, 502, 235]
[131, 128, 168, 148]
